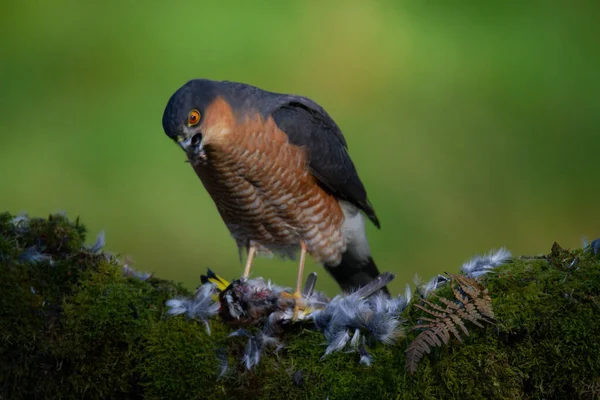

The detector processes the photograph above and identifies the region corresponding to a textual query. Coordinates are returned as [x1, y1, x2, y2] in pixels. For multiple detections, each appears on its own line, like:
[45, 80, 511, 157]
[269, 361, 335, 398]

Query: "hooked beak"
[178, 133, 206, 165]
[177, 136, 192, 152]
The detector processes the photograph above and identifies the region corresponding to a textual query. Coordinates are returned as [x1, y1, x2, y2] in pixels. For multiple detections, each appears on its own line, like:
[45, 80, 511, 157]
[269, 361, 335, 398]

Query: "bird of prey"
[162, 79, 389, 309]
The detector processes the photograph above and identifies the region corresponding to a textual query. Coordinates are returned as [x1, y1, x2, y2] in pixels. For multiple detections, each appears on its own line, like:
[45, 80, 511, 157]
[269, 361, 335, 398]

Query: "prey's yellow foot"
[292, 290, 305, 321]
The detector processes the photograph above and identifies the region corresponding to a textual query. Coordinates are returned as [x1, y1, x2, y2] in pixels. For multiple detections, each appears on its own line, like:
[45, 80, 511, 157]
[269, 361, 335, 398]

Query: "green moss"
[1, 212, 599, 399]
[140, 317, 230, 400]
[0, 212, 189, 399]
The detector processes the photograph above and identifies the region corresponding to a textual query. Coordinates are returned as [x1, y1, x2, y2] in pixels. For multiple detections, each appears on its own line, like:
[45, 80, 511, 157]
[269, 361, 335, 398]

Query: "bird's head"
[162, 79, 223, 163]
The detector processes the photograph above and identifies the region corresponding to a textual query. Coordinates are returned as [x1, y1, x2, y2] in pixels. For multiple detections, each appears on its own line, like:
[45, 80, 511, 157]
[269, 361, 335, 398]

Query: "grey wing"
[267, 95, 380, 228]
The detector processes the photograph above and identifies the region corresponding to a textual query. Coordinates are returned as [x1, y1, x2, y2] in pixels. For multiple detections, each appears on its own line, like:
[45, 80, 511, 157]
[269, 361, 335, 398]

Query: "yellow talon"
[292, 241, 309, 321]
[292, 290, 304, 321]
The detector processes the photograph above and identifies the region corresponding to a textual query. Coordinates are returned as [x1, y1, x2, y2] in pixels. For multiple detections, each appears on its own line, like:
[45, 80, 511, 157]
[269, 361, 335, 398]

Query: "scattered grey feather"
[369, 292, 388, 314]
[460, 248, 512, 278]
[246, 277, 287, 296]
[167, 271, 405, 368]
[223, 291, 245, 320]
[582, 236, 600, 255]
[215, 348, 228, 378]
[412, 274, 427, 296]
[350, 328, 361, 349]
[359, 354, 372, 367]
[292, 370, 304, 386]
[19, 246, 53, 265]
[11, 212, 30, 233]
[305, 290, 330, 311]
[229, 329, 278, 370]
[263, 310, 286, 335]
[351, 272, 395, 299]
[369, 287, 410, 317]
[585, 238, 600, 256]
[417, 248, 510, 299]
[274, 343, 285, 353]
[313, 279, 406, 361]
[228, 329, 249, 339]
[302, 272, 318, 297]
[324, 328, 350, 356]
[568, 257, 580, 269]
[164, 298, 189, 315]
[241, 334, 260, 370]
[363, 309, 403, 345]
[122, 264, 152, 281]
[404, 284, 413, 305]
[421, 275, 450, 297]
[312, 301, 334, 331]
[412, 273, 424, 288]
[358, 336, 373, 367]
[88, 230, 105, 253]
[165, 283, 219, 335]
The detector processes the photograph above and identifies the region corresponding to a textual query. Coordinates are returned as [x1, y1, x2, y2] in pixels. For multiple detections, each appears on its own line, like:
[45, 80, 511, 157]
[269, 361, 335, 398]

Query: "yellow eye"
[188, 109, 201, 126]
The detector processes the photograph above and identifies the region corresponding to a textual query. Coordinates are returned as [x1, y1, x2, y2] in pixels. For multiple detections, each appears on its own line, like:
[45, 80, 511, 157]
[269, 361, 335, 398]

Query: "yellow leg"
[242, 244, 256, 279]
[292, 242, 308, 320]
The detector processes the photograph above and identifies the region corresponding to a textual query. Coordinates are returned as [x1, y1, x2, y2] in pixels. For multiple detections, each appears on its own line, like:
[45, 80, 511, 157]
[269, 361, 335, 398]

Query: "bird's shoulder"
[258, 90, 379, 228]
[211, 80, 379, 228]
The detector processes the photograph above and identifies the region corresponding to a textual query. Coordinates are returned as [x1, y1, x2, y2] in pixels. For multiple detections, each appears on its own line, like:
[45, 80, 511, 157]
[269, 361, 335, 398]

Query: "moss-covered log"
[1, 212, 599, 399]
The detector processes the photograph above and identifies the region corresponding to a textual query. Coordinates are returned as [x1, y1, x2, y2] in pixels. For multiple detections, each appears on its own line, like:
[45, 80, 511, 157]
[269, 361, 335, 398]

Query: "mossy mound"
[1, 212, 599, 399]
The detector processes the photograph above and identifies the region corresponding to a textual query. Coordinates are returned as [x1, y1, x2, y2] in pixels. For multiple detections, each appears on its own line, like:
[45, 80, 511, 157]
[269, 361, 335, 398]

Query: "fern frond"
[452, 286, 469, 304]
[473, 290, 495, 319]
[437, 296, 461, 310]
[455, 306, 485, 328]
[444, 316, 463, 342]
[406, 274, 495, 374]
[406, 331, 435, 373]
[453, 275, 481, 299]
[449, 313, 470, 336]
[414, 301, 445, 318]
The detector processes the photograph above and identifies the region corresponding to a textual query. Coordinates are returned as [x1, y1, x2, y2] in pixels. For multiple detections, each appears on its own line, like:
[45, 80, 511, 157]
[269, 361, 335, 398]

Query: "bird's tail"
[323, 252, 390, 296]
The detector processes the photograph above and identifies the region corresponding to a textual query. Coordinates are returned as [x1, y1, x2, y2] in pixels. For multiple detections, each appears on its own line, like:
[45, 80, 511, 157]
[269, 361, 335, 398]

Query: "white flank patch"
[339, 200, 371, 262]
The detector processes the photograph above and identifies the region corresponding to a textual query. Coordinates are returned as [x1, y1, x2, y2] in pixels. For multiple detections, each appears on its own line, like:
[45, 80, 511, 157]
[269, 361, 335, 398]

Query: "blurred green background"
[1, 1, 599, 295]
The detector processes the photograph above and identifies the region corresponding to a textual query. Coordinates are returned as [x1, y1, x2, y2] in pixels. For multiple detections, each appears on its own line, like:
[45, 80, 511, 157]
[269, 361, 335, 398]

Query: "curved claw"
[292, 290, 305, 321]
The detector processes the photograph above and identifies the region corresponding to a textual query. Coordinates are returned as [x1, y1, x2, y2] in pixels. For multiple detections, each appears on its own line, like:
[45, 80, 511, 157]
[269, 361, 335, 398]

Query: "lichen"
[1, 212, 599, 399]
